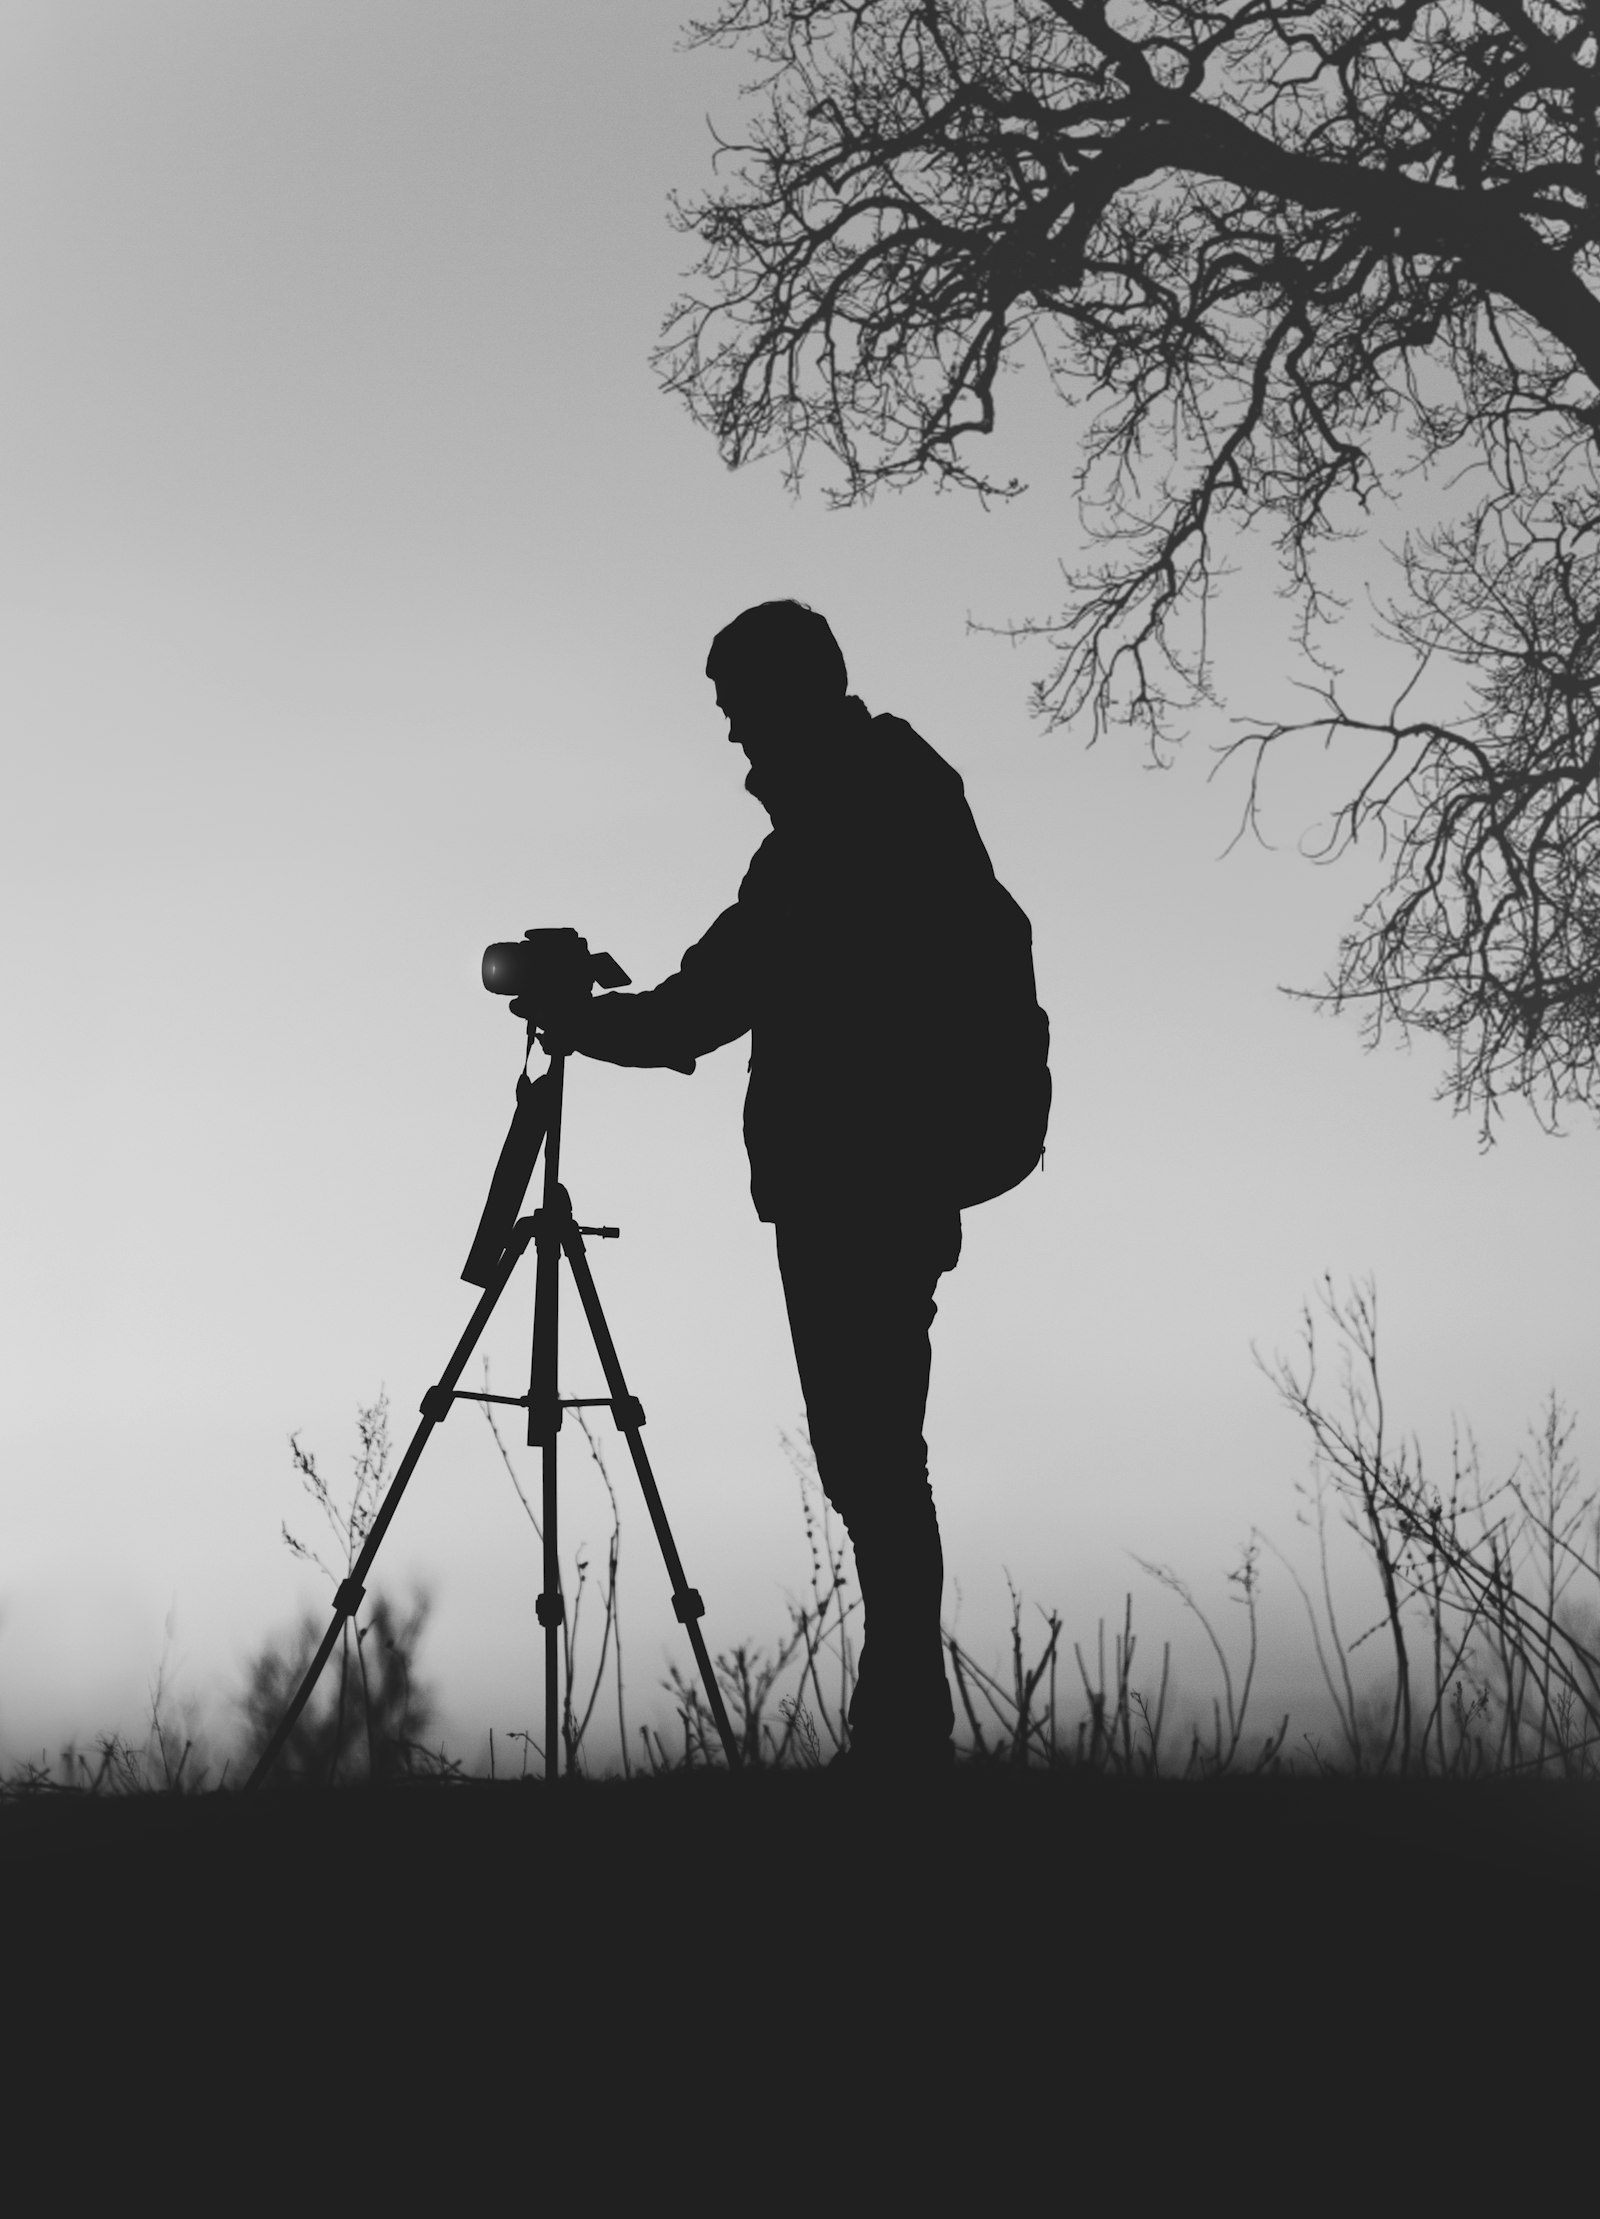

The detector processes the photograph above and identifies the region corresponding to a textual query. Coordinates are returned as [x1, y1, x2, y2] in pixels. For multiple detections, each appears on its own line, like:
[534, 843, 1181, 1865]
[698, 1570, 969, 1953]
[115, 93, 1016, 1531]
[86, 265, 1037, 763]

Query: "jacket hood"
[744, 695, 966, 818]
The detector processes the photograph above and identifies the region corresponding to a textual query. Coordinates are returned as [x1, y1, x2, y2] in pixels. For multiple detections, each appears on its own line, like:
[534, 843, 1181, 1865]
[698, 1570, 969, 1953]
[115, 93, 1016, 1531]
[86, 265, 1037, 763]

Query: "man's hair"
[705, 600, 848, 700]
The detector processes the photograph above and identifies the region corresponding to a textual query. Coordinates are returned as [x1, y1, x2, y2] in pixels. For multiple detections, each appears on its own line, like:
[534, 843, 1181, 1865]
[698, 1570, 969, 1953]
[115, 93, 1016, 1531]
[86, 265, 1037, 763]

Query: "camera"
[481, 927, 631, 1004]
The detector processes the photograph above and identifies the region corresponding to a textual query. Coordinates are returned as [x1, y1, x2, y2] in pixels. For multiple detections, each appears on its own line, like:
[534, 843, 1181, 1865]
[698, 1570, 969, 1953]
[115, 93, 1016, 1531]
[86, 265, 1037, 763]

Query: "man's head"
[705, 602, 849, 793]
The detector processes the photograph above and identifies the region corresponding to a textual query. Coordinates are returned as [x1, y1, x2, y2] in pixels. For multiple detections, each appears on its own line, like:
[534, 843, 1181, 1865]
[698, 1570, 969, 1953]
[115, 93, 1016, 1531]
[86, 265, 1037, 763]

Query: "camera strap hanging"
[460, 1063, 549, 1290]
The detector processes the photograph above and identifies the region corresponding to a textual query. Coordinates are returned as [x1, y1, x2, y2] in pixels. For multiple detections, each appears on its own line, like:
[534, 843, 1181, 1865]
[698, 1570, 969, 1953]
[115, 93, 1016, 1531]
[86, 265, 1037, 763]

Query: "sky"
[4, 1, 1598, 1775]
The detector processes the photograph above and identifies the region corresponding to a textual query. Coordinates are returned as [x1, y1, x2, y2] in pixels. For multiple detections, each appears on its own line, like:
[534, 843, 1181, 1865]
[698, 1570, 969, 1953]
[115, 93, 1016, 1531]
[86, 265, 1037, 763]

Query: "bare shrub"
[1262, 1275, 1600, 1776]
[236, 1391, 446, 1785]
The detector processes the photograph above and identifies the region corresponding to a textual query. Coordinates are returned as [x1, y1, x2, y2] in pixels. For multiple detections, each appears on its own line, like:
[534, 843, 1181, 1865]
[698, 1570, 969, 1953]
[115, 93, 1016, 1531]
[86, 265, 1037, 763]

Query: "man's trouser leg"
[775, 1210, 960, 1757]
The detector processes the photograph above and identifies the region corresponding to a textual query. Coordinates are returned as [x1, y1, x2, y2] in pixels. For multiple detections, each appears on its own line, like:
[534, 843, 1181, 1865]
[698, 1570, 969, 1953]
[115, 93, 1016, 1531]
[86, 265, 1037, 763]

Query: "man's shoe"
[826, 1734, 953, 1778]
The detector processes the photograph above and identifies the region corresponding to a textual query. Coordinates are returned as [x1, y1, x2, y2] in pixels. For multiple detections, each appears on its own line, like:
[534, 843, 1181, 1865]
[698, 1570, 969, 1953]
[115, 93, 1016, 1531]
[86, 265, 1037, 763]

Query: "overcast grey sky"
[4, 2, 1597, 1769]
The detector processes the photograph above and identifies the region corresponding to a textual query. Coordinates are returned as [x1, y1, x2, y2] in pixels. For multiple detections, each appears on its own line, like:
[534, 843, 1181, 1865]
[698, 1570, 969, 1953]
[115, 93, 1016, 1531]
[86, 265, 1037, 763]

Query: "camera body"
[481, 927, 630, 1006]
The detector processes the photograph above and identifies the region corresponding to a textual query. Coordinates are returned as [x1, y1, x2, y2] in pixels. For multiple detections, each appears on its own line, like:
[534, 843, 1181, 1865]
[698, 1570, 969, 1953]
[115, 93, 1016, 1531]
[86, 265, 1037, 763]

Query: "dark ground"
[8, 1769, 1593, 2185]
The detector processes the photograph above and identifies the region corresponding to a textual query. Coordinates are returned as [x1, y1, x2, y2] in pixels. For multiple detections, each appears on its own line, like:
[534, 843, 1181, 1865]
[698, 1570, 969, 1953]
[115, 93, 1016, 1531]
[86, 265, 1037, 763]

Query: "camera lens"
[481, 942, 526, 995]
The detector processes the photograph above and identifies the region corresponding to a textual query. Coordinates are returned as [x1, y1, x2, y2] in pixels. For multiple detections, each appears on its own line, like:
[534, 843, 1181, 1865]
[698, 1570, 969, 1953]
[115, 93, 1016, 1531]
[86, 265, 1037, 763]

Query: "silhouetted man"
[554, 601, 1041, 1769]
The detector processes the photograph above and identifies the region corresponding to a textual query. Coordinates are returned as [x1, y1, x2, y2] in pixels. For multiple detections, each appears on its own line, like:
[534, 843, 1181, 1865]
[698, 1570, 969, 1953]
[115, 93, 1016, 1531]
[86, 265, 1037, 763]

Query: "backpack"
[940, 877, 1052, 1209]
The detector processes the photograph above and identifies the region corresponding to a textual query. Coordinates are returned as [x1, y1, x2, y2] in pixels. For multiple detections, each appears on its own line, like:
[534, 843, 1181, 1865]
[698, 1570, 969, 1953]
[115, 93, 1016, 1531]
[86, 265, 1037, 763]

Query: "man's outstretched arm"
[565, 900, 755, 1074]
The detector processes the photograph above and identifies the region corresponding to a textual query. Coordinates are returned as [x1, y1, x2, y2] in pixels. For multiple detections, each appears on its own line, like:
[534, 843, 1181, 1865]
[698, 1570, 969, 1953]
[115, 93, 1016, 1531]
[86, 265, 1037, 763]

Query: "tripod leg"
[243, 1217, 537, 1793]
[530, 1204, 563, 1778]
[529, 1057, 566, 1779]
[559, 1213, 742, 1768]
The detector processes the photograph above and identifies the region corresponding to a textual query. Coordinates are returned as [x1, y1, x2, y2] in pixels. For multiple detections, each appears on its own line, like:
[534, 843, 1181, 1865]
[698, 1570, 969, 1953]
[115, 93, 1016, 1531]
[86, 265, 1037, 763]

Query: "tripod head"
[463, 928, 630, 1289]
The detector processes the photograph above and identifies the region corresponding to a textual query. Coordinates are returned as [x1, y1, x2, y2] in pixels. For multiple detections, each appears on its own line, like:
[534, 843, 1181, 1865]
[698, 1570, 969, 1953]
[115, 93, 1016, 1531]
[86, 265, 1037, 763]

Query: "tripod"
[244, 1044, 741, 1788]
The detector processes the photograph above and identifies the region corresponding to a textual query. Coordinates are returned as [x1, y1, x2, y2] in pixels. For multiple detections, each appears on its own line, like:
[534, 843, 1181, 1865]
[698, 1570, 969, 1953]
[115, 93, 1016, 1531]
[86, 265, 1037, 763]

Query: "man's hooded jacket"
[575, 697, 1048, 1220]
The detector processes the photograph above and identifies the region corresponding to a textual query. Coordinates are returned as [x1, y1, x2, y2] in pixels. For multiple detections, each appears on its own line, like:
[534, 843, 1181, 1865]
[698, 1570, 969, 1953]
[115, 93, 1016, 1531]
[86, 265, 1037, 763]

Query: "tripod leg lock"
[612, 1395, 646, 1432]
[420, 1383, 455, 1424]
[536, 1591, 565, 1628]
[333, 1576, 366, 1619]
[671, 1588, 705, 1625]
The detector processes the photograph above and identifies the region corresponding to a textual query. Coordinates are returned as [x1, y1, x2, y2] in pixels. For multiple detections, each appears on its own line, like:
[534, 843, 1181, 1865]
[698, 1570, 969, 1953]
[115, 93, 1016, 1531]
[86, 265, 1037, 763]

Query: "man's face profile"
[713, 670, 838, 777]
[714, 674, 779, 763]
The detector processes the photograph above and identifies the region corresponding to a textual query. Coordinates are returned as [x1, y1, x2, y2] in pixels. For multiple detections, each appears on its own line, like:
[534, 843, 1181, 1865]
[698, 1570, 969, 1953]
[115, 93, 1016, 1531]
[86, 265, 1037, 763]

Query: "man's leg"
[775, 1210, 960, 1759]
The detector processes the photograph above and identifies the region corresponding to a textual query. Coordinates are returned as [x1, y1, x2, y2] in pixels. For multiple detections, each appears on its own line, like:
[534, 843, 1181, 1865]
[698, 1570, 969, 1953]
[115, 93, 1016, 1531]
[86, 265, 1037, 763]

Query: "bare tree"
[662, 2, 1600, 1132]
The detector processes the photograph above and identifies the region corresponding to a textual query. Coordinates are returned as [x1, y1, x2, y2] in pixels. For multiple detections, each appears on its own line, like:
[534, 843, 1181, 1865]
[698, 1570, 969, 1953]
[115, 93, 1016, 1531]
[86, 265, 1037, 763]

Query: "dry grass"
[7, 1274, 1599, 1799]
